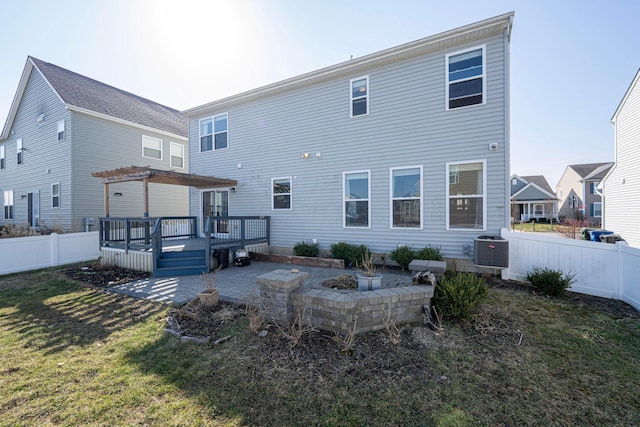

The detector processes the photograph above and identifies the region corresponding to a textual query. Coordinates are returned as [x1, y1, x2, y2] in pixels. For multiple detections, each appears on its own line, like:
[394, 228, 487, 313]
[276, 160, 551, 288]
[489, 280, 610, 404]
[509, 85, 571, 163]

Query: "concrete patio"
[107, 260, 413, 305]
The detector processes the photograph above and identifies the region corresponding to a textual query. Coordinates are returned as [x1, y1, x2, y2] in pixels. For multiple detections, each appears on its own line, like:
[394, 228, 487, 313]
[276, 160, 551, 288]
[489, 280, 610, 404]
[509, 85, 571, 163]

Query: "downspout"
[503, 14, 513, 230]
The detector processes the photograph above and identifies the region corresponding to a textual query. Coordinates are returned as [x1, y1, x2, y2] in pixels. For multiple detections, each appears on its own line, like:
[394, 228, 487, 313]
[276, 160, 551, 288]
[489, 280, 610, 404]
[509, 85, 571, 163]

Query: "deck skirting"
[100, 248, 153, 273]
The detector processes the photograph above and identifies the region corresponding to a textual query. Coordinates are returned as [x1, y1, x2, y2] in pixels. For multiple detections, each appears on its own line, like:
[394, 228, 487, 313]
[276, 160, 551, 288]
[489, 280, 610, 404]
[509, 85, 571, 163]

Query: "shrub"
[293, 241, 319, 257]
[525, 267, 575, 297]
[329, 242, 371, 268]
[415, 245, 444, 261]
[389, 246, 415, 271]
[433, 273, 488, 320]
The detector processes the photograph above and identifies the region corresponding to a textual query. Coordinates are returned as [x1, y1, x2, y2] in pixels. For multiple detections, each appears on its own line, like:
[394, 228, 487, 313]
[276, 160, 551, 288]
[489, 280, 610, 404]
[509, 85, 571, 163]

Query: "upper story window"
[272, 177, 292, 210]
[390, 166, 422, 229]
[344, 170, 370, 228]
[142, 136, 162, 159]
[589, 182, 596, 195]
[200, 113, 228, 152]
[52, 183, 60, 208]
[57, 120, 65, 141]
[446, 45, 485, 110]
[170, 142, 184, 168]
[0, 145, 5, 170]
[447, 160, 486, 230]
[16, 138, 23, 165]
[3, 190, 14, 220]
[350, 76, 369, 117]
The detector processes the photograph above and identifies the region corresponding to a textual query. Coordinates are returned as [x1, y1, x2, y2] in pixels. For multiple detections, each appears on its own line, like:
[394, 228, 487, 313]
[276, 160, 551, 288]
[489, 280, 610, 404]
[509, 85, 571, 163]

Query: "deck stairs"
[155, 249, 208, 277]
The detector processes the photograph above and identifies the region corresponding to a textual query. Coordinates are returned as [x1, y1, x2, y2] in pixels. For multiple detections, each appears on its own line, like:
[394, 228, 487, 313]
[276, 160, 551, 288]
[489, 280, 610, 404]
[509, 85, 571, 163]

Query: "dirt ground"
[64, 262, 639, 341]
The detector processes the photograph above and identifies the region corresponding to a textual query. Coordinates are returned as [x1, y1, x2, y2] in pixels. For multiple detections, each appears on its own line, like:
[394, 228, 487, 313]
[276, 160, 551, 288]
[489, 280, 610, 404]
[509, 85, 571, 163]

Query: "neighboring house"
[0, 57, 189, 232]
[603, 68, 640, 246]
[510, 174, 558, 222]
[181, 12, 514, 261]
[556, 162, 613, 226]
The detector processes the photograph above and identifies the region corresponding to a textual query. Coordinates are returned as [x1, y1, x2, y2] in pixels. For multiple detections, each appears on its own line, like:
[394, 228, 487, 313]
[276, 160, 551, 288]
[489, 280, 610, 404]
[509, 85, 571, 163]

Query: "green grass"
[1, 266, 639, 426]
[510, 222, 558, 232]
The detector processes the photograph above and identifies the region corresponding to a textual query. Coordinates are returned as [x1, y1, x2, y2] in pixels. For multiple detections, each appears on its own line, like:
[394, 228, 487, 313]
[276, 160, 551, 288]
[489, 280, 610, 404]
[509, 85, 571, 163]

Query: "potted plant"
[198, 270, 219, 307]
[356, 253, 383, 291]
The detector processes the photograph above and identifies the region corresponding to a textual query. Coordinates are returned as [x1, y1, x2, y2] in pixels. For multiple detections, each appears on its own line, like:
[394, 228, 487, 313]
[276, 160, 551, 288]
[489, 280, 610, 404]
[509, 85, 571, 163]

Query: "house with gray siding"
[0, 57, 189, 232]
[556, 162, 613, 226]
[182, 13, 514, 263]
[603, 68, 640, 246]
[510, 174, 558, 222]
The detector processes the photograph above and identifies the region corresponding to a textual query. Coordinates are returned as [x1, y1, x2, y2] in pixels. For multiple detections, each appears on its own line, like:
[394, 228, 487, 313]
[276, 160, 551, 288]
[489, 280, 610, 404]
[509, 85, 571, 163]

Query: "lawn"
[1, 266, 639, 426]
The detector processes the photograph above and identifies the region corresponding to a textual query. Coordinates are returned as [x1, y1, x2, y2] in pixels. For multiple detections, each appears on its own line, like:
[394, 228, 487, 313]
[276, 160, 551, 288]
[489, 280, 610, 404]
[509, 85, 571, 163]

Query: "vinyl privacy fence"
[0, 232, 100, 275]
[502, 228, 640, 311]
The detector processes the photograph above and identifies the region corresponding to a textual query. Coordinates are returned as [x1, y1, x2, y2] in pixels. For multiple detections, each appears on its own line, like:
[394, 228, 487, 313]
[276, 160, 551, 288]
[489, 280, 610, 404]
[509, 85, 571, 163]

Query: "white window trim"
[0, 145, 5, 170]
[271, 176, 292, 211]
[445, 159, 487, 231]
[213, 113, 229, 150]
[170, 142, 185, 169]
[17, 138, 23, 165]
[350, 75, 369, 118]
[389, 165, 423, 230]
[51, 183, 60, 209]
[445, 44, 486, 111]
[3, 189, 14, 220]
[343, 169, 371, 229]
[593, 202, 602, 218]
[141, 135, 163, 160]
[57, 120, 65, 141]
[199, 117, 213, 153]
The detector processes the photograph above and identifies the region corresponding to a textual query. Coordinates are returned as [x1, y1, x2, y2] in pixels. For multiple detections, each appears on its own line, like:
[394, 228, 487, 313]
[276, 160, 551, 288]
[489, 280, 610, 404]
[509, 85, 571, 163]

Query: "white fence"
[502, 229, 640, 311]
[0, 232, 100, 276]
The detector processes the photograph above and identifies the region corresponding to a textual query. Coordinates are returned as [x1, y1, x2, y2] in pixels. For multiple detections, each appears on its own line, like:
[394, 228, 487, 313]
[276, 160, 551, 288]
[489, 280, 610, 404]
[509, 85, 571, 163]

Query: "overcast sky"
[1, 0, 638, 187]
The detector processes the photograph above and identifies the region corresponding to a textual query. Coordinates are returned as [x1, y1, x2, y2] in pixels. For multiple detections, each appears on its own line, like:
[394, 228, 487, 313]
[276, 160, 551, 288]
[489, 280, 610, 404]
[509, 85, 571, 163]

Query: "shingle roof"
[521, 175, 554, 193]
[30, 57, 186, 137]
[569, 163, 613, 179]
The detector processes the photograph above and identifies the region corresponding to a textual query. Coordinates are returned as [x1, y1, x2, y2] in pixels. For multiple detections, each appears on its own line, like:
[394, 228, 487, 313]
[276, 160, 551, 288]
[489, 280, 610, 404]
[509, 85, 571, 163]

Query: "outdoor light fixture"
[301, 153, 309, 159]
[113, 192, 123, 197]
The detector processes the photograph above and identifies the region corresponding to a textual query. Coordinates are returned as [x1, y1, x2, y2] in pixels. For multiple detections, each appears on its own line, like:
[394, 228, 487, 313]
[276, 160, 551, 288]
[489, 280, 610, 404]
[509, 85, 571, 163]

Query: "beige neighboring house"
[603, 68, 640, 247]
[510, 174, 558, 222]
[556, 162, 613, 226]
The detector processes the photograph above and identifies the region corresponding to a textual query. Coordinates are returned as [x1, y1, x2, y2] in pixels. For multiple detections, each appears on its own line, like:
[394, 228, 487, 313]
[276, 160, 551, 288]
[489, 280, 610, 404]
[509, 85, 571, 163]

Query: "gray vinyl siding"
[71, 112, 189, 231]
[0, 69, 72, 230]
[189, 33, 509, 258]
[605, 75, 640, 246]
[513, 186, 550, 201]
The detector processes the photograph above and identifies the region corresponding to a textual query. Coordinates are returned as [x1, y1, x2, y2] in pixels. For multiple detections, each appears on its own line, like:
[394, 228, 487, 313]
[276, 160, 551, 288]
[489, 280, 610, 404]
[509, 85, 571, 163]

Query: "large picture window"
[142, 135, 162, 159]
[350, 76, 369, 117]
[390, 166, 422, 228]
[447, 160, 486, 230]
[446, 45, 485, 110]
[3, 190, 14, 220]
[272, 177, 292, 210]
[344, 171, 370, 227]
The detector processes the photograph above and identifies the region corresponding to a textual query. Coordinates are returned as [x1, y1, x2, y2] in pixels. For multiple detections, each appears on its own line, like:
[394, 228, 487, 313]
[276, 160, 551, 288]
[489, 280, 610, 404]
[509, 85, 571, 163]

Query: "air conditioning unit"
[474, 235, 509, 268]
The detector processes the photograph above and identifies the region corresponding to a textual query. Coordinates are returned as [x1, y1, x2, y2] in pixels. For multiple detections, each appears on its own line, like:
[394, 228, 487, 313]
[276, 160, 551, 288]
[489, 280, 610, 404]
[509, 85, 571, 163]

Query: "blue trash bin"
[588, 230, 613, 242]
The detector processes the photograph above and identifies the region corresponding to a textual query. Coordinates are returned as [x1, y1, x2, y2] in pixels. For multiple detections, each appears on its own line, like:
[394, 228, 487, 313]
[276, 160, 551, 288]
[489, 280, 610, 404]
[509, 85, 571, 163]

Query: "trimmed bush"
[415, 245, 444, 261]
[526, 267, 575, 297]
[330, 242, 371, 268]
[293, 241, 319, 257]
[390, 246, 415, 271]
[433, 273, 488, 320]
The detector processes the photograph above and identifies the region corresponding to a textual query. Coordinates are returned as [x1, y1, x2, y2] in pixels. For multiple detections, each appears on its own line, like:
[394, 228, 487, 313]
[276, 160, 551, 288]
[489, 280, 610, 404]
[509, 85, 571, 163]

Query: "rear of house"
[183, 13, 514, 262]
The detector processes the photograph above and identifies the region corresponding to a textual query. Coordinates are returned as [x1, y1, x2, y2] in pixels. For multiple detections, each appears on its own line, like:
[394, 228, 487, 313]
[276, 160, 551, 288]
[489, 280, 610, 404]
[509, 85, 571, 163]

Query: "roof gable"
[569, 162, 613, 179]
[520, 175, 554, 193]
[2, 57, 187, 140]
[511, 182, 558, 202]
[612, 68, 640, 123]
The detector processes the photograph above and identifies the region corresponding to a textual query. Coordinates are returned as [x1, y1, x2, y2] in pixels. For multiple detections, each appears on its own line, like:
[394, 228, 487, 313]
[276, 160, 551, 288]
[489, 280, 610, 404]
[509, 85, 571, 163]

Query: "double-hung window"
[344, 171, 370, 227]
[446, 45, 485, 109]
[390, 166, 422, 228]
[272, 177, 292, 210]
[142, 135, 162, 159]
[57, 120, 65, 141]
[170, 142, 184, 168]
[200, 114, 228, 152]
[52, 183, 60, 208]
[17, 138, 23, 165]
[591, 202, 602, 217]
[0, 145, 5, 170]
[3, 190, 14, 220]
[447, 160, 486, 229]
[350, 76, 369, 117]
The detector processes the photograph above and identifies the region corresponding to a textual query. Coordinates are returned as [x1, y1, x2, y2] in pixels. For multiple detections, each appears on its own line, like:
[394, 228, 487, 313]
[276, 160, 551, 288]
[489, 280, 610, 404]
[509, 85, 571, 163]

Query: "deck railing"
[205, 216, 270, 269]
[99, 216, 198, 252]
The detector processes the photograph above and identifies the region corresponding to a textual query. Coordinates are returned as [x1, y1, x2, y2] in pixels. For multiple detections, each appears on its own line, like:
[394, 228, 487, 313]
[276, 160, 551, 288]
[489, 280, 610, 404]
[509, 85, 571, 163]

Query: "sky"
[0, 0, 638, 187]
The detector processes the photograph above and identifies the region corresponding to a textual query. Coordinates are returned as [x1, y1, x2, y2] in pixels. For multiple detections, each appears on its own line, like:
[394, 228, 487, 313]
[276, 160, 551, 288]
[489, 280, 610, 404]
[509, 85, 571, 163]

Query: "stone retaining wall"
[256, 269, 434, 335]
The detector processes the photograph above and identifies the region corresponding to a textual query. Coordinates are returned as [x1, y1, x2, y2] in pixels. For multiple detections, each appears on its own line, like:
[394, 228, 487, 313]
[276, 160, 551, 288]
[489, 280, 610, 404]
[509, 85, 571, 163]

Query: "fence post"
[50, 233, 59, 267]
